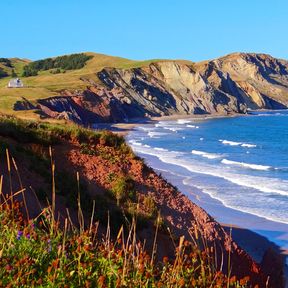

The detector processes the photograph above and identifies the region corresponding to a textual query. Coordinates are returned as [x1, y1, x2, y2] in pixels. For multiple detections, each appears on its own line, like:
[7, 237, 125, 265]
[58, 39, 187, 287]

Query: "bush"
[99, 131, 125, 147]
[11, 69, 17, 78]
[22, 65, 38, 77]
[143, 195, 157, 218]
[111, 175, 135, 205]
[50, 68, 61, 74]
[0, 68, 8, 78]
[0, 58, 12, 67]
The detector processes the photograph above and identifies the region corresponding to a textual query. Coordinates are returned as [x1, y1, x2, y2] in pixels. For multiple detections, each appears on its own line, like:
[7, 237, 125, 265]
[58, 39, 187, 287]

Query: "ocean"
[126, 111, 288, 254]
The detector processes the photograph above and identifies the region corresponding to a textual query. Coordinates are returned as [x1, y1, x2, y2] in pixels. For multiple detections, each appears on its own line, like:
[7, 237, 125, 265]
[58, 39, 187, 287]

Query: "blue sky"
[1, 0, 287, 61]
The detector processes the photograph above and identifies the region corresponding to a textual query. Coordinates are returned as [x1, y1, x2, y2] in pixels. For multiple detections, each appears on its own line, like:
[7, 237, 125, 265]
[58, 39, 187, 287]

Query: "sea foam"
[192, 150, 222, 159]
[221, 159, 271, 171]
[129, 144, 288, 197]
[177, 119, 192, 124]
[220, 139, 256, 148]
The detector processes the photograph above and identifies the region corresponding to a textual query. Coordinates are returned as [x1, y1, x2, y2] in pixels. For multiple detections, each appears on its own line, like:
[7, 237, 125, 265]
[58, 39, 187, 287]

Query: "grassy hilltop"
[0, 53, 182, 120]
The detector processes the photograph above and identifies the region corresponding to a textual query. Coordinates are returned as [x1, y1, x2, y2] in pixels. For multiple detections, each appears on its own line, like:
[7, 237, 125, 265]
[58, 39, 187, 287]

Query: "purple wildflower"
[47, 239, 52, 252]
[16, 231, 23, 240]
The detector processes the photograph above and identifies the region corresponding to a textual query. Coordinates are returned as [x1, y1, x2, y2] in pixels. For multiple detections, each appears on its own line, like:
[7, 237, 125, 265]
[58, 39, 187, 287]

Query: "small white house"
[8, 78, 24, 88]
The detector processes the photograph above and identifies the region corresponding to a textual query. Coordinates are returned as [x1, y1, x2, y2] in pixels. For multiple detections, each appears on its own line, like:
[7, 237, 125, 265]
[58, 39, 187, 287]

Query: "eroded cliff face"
[36, 53, 288, 124]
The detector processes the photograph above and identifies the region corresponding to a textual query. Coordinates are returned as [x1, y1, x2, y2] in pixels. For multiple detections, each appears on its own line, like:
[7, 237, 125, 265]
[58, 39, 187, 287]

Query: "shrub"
[50, 68, 61, 74]
[99, 131, 125, 147]
[22, 65, 38, 77]
[111, 175, 135, 205]
[0, 58, 12, 67]
[143, 194, 157, 218]
[11, 69, 17, 77]
[0, 67, 8, 78]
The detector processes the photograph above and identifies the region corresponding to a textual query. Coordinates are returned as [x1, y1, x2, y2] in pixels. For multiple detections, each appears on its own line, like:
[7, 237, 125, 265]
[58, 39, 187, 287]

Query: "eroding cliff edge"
[35, 53, 288, 124]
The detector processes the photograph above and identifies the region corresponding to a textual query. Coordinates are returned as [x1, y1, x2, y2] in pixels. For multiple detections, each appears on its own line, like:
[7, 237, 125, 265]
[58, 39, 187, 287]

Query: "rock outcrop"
[35, 53, 288, 124]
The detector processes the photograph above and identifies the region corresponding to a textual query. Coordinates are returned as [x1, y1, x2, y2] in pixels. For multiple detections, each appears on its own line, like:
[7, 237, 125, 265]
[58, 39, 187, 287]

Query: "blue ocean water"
[127, 111, 288, 228]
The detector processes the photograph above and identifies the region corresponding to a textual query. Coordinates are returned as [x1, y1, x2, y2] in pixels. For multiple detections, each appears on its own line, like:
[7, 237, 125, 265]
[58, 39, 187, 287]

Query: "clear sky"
[1, 0, 287, 61]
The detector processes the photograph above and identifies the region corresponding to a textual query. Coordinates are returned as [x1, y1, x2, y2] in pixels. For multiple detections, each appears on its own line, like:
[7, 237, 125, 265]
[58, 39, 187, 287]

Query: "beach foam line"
[177, 119, 192, 124]
[221, 159, 271, 171]
[148, 131, 168, 138]
[241, 143, 257, 148]
[220, 140, 242, 146]
[186, 125, 200, 129]
[154, 147, 168, 151]
[128, 140, 142, 146]
[192, 150, 222, 159]
[219, 139, 257, 148]
[162, 127, 184, 132]
[188, 182, 288, 225]
[138, 126, 156, 131]
[129, 145, 288, 197]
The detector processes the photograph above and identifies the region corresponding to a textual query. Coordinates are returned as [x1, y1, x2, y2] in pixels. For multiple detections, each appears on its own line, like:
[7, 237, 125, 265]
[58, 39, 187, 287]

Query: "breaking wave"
[221, 159, 271, 171]
[192, 150, 222, 159]
[220, 139, 256, 148]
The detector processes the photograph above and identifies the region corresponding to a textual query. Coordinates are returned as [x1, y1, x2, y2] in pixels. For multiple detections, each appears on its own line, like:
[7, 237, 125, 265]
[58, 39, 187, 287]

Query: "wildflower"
[163, 256, 169, 264]
[16, 230, 23, 240]
[98, 275, 106, 287]
[26, 233, 30, 239]
[178, 278, 185, 287]
[5, 264, 13, 271]
[47, 239, 52, 252]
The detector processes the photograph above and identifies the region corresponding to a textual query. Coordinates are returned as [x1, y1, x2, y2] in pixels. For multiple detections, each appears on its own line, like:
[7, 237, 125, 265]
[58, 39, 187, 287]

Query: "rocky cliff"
[35, 53, 288, 124]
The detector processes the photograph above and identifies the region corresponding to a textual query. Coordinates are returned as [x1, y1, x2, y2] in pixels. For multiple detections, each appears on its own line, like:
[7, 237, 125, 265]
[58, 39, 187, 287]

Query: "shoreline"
[105, 112, 288, 273]
[134, 150, 288, 281]
[96, 109, 288, 135]
[99, 112, 242, 135]
[138, 151, 288, 256]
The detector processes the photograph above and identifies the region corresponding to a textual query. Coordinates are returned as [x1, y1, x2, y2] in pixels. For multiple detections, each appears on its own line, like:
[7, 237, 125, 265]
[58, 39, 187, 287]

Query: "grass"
[0, 201, 250, 287]
[0, 114, 108, 145]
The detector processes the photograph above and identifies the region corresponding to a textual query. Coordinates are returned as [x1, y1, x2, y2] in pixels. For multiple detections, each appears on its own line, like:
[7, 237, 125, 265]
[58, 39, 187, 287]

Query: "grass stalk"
[12, 157, 29, 219]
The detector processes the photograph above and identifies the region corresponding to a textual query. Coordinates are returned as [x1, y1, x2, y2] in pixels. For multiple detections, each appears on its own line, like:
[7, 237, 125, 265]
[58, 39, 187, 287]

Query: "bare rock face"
[36, 53, 288, 124]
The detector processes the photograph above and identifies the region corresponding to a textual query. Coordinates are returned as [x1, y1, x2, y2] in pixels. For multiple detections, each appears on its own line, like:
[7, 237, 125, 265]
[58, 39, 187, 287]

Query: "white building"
[8, 78, 24, 88]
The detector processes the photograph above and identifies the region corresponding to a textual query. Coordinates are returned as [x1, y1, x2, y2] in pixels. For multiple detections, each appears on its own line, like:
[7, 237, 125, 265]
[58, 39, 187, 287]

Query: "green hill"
[0, 52, 186, 120]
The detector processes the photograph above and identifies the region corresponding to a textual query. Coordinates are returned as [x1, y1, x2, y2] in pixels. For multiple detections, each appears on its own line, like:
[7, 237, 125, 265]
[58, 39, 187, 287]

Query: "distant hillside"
[0, 52, 287, 123]
[0, 57, 29, 78]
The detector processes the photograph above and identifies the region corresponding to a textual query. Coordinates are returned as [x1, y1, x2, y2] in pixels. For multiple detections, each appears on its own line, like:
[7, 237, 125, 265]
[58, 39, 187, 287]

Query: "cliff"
[0, 116, 284, 287]
[35, 53, 288, 124]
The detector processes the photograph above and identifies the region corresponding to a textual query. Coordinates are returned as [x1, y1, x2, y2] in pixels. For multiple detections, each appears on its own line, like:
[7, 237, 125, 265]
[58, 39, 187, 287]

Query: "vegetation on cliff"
[0, 115, 257, 287]
[0, 201, 250, 287]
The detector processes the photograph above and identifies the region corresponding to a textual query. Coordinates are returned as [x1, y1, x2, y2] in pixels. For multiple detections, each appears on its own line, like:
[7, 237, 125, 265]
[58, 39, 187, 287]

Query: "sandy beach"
[99, 112, 241, 136]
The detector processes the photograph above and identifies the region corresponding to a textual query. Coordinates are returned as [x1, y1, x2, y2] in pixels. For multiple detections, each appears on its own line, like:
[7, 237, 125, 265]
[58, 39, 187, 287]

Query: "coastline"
[101, 112, 242, 136]
[106, 112, 288, 276]
[137, 151, 288, 255]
